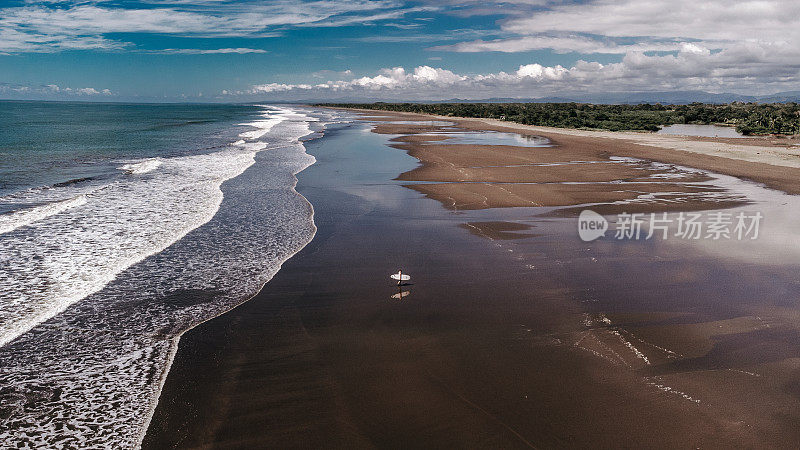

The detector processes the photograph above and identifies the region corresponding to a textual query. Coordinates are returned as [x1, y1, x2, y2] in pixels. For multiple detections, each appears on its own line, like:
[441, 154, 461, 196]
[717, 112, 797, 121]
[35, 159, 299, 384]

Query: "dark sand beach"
[144, 111, 800, 448]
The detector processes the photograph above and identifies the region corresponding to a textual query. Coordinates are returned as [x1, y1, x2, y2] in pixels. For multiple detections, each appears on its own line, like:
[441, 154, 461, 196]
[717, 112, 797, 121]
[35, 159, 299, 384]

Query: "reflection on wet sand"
[146, 111, 800, 448]
[368, 112, 800, 445]
[460, 221, 538, 240]
[372, 120, 748, 215]
[417, 130, 551, 147]
[391, 289, 410, 300]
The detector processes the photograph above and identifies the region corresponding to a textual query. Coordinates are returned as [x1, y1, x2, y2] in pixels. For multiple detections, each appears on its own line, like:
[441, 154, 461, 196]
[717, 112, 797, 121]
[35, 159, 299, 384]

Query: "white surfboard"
[390, 272, 411, 281]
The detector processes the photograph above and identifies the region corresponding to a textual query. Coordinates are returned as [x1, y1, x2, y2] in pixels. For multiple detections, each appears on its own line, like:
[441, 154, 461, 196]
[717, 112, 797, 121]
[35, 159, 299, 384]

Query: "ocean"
[0, 101, 345, 447]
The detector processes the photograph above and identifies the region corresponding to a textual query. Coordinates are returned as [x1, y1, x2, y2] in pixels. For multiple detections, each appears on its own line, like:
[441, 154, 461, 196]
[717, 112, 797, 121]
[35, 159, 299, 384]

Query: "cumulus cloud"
[423, 0, 800, 94]
[7, 0, 800, 97]
[230, 63, 565, 98]
[228, 42, 800, 100]
[501, 0, 800, 43]
[0, 83, 113, 97]
[246, 65, 466, 94]
[436, 0, 800, 56]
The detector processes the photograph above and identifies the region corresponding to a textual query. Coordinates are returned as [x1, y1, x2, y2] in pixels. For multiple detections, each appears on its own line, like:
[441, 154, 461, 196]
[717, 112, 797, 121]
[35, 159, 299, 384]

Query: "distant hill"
[757, 91, 800, 103]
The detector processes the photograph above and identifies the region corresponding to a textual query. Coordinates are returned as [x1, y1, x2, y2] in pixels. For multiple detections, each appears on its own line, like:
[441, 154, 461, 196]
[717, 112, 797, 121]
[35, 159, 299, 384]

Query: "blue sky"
[1, 0, 799, 101]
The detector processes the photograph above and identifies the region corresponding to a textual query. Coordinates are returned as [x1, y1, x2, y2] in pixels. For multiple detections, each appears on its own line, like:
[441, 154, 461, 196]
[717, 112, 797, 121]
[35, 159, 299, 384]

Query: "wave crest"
[0, 195, 87, 236]
[118, 159, 162, 175]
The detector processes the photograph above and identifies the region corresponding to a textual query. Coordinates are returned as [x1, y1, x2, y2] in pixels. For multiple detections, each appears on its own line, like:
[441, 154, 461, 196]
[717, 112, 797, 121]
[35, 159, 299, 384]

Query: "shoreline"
[366, 112, 749, 215]
[337, 107, 800, 196]
[136, 126, 322, 448]
[143, 110, 800, 447]
[0, 105, 327, 448]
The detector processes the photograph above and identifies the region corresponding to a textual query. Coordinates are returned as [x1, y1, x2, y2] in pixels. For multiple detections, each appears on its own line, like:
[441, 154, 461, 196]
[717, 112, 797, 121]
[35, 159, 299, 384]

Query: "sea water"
[0, 101, 346, 447]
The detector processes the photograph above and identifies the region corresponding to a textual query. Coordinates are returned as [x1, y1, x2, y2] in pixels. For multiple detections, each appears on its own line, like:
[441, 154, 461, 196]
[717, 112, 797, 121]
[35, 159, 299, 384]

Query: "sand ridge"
[352, 108, 800, 196]
[360, 112, 751, 214]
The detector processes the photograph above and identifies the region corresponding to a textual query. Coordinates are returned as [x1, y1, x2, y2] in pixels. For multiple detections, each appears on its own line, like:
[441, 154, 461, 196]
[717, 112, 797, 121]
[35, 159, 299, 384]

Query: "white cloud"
[0, 0, 423, 53]
[431, 35, 692, 54]
[75, 87, 100, 95]
[424, 0, 800, 94]
[502, 0, 800, 44]
[680, 43, 710, 56]
[514, 63, 567, 79]
[251, 83, 316, 93]
[228, 42, 800, 99]
[435, 0, 800, 57]
[244, 65, 467, 95]
[155, 47, 268, 54]
[312, 69, 354, 79]
[7, 0, 800, 97]
[296, 6, 439, 27]
[0, 26, 127, 53]
[0, 83, 113, 97]
[352, 28, 494, 43]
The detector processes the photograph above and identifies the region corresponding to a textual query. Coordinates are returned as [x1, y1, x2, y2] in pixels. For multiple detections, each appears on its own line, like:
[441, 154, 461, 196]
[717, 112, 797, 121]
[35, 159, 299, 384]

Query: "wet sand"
[144, 112, 800, 448]
[363, 110, 800, 196]
[368, 115, 747, 215]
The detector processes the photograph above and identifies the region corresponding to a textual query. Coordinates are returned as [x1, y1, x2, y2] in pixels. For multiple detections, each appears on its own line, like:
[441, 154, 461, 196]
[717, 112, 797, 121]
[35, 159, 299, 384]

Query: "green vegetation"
[318, 102, 800, 135]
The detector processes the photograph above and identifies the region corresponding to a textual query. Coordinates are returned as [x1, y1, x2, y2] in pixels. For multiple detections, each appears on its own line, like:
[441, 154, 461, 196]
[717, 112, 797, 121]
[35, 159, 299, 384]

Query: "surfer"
[391, 269, 410, 286]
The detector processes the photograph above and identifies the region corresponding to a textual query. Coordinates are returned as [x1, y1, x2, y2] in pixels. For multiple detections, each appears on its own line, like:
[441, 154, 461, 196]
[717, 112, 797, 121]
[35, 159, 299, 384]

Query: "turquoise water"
[0, 102, 345, 447]
[0, 101, 258, 200]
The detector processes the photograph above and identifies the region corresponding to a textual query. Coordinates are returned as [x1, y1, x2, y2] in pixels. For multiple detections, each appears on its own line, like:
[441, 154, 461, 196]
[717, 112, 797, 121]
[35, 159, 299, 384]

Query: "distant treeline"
[318, 102, 800, 135]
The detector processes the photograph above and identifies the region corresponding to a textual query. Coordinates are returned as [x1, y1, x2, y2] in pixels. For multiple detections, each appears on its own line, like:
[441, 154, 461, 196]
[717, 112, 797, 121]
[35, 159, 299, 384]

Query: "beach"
[143, 110, 800, 448]
[5, 0, 800, 445]
[0, 104, 326, 447]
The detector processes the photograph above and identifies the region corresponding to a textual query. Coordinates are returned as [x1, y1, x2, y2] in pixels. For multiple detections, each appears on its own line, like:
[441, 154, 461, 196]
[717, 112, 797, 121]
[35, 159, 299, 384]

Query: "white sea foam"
[0, 194, 87, 236]
[0, 108, 298, 348]
[0, 150, 249, 348]
[118, 158, 162, 175]
[238, 107, 288, 139]
[0, 106, 338, 449]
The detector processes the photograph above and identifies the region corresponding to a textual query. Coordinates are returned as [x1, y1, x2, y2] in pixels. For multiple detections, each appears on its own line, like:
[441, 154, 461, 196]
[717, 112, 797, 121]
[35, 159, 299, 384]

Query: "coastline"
[130, 108, 322, 448]
[135, 148, 319, 448]
[0, 105, 327, 448]
[341, 107, 800, 196]
[144, 110, 800, 447]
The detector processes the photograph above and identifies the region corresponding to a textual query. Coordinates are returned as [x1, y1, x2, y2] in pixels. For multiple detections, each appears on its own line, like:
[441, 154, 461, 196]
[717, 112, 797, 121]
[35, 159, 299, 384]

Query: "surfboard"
[390, 273, 411, 281]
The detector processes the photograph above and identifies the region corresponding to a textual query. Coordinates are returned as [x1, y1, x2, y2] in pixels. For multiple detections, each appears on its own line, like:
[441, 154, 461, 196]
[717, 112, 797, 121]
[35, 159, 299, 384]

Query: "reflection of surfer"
[391, 289, 410, 300]
[390, 269, 410, 286]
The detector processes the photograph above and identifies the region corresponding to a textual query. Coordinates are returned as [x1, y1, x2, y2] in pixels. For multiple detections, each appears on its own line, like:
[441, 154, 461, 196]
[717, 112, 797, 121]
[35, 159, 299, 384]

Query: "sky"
[1, 0, 800, 102]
